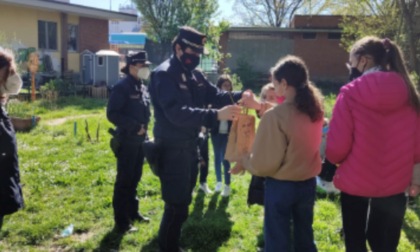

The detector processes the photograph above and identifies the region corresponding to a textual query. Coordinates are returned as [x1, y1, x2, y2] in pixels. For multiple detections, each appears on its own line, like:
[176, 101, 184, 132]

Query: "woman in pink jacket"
[326, 36, 420, 252]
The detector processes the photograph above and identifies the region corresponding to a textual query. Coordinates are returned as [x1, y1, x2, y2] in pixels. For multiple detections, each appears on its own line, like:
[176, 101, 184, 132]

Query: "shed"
[93, 50, 120, 86]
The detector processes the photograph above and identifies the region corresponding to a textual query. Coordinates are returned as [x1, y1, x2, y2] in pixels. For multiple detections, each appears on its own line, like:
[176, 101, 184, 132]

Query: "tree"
[397, 0, 420, 75]
[337, 0, 420, 84]
[233, 0, 305, 27]
[133, 0, 219, 60]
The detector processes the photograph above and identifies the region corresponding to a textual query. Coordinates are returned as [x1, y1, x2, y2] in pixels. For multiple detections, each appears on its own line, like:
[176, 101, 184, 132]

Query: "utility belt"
[142, 137, 197, 177]
[155, 138, 197, 149]
[108, 128, 146, 157]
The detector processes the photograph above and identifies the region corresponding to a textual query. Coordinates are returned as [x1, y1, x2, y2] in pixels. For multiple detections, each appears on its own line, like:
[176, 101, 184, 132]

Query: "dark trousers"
[158, 141, 198, 252]
[264, 177, 317, 252]
[113, 136, 145, 228]
[211, 133, 230, 185]
[198, 137, 209, 184]
[341, 192, 407, 252]
[318, 159, 337, 182]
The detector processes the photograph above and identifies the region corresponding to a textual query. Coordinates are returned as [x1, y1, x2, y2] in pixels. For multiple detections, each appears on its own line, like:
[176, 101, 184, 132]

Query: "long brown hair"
[351, 36, 420, 112]
[0, 48, 16, 83]
[271, 55, 324, 122]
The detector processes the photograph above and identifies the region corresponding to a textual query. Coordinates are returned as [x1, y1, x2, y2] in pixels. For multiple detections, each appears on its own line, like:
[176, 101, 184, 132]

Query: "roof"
[228, 26, 342, 33]
[0, 0, 137, 21]
[96, 50, 120, 56]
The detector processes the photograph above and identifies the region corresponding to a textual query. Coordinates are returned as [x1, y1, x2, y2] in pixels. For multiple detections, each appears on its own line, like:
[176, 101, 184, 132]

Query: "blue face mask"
[322, 126, 329, 134]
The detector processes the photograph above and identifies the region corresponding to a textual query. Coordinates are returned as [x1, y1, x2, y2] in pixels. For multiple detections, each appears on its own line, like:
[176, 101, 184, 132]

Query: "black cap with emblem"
[121, 50, 151, 74]
[175, 26, 207, 54]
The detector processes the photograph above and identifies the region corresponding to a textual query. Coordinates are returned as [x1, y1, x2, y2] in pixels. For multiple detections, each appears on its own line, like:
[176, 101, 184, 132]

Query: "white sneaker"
[199, 183, 212, 194]
[215, 182, 223, 192]
[221, 185, 231, 197]
[323, 181, 340, 194]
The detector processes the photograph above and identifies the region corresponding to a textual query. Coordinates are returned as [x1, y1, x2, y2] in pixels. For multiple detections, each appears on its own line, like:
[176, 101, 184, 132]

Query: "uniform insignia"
[181, 74, 187, 82]
[197, 83, 204, 87]
[130, 94, 140, 99]
[179, 84, 188, 90]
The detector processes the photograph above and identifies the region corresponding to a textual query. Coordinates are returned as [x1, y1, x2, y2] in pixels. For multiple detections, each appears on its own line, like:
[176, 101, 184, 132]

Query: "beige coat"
[413, 164, 420, 186]
[243, 102, 322, 181]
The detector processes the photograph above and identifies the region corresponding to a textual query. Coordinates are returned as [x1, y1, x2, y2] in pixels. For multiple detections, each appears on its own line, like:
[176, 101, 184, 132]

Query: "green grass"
[0, 96, 419, 252]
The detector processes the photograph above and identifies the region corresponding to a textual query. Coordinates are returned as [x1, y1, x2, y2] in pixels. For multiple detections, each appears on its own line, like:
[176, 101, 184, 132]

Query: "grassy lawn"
[0, 96, 419, 252]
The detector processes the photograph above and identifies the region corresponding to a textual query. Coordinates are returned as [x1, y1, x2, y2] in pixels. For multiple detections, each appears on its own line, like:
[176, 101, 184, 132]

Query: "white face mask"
[137, 67, 150, 80]
[0, 73, 22, 95]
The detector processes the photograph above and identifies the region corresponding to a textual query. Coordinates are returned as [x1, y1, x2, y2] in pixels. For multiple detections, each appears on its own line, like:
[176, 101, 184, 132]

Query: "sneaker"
[113, 224, 138, 234]
[221, 185, 231, 197]
[215, 182, 223, 192]
[323, 181, 340, 194]
[199, 183, 212, 194]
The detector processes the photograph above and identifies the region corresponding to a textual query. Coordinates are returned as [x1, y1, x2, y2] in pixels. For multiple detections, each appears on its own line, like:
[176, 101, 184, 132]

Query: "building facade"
[0, 0, 136, 75]
[220, 15, 349, 83]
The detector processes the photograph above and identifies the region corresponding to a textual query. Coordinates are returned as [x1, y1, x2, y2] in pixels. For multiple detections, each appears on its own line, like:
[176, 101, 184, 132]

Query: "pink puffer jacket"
[326, 71, 420, 197]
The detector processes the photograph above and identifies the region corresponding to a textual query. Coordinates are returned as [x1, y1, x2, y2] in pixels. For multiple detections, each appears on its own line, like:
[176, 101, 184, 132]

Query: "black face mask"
[180, 52, 200, 71]
[349, 67, 363, 81]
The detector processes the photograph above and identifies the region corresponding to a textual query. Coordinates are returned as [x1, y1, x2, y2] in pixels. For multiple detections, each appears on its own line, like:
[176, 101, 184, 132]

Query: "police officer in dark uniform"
[107, 51, 151, 233]
[149, 26, 244, 252]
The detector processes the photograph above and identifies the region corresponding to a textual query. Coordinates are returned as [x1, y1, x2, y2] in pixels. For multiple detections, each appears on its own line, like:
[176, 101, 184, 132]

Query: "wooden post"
[31, 73, 36, 101]
[28, 52, 39, 102]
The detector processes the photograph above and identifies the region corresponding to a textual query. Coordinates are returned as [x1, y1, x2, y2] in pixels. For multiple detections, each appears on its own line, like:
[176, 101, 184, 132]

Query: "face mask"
[0, 73, 22, 95]
[349, 67, 363, 81]
[276, 96, 285, 104]
[180, 52, 200, 71]
[137, 67, 150, 80]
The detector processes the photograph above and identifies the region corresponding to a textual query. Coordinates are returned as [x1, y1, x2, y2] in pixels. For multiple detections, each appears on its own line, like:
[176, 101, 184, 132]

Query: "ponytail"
[295, 82, 324, 122]
[351, 36, 420, 112]
[385, 40, 420, 112]
[271, 55, 324, 122]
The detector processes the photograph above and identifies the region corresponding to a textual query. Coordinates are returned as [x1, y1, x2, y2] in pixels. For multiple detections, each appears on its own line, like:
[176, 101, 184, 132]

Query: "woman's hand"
[217, 105, 241, 121]
[240, 90, 261, 110]
[409, 184, 420, 197]
[230, 162, 245, 175]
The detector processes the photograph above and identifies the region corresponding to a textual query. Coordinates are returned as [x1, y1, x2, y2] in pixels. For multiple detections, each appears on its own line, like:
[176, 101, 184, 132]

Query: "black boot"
[0, 215, 3, 231]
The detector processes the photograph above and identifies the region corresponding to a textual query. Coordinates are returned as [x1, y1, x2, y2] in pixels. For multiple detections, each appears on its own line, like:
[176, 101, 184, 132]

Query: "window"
[68, 24, 78, 51]
[328, 33, 341, 40]
[38, 20, 57, 50]
[302, 32, 317, 39]
[98, 56, 104, 66]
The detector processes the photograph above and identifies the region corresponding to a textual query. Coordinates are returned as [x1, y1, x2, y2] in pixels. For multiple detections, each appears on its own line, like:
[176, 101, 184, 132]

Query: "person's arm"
[154, 71, 239, 128]
[326, 91, 354, 164]
[194, 71, 243, 105]
[242, 111, 287, 176]
[106, 84, 142, 133]
[410, 164, 420, 196]
[410, 117, 420, 196]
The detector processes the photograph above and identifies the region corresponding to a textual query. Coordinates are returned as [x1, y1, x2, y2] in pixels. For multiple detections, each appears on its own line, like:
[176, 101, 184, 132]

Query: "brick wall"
[79, 17, 109, 53]
[293, 32, 348, 81]
[291, 15, 343, 29]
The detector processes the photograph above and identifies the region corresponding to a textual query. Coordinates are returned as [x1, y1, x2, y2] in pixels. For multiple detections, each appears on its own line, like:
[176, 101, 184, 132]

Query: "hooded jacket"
[326, 71, 420, 197]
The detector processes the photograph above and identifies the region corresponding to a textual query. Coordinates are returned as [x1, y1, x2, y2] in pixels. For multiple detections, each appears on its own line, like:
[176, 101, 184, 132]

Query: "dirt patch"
[44, 115, 94, 126]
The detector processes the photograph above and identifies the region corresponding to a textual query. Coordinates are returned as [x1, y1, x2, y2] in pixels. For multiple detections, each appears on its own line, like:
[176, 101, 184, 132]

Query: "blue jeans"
[211, 133, 230, 185]
[264, 177, 317, 252]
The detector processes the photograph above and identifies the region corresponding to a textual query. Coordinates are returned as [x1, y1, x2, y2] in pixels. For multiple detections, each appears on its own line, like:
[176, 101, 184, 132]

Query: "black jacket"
[149, 56, 242, 141]
[0, 106, 24, 216]
[107, 75, 151, 136]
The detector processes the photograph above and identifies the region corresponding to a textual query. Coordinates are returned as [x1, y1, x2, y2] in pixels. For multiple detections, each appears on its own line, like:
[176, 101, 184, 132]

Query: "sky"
[70, 0, 236, 22]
